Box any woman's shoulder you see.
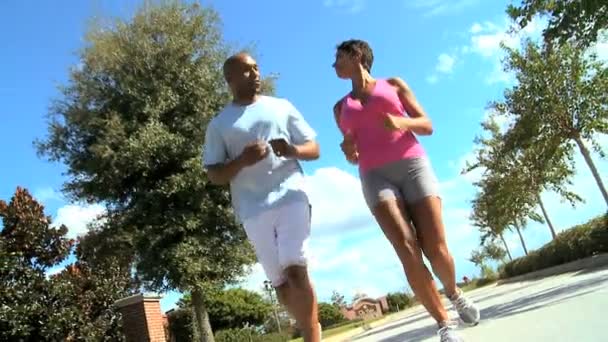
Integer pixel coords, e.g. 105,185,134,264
333,95,349,114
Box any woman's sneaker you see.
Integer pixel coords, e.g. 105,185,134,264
448,289,480,325
438,324,464,342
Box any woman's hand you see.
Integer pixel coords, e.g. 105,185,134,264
340,134,359,164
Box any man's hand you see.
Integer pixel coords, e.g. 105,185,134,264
340,134,359,164
269,138,297,158
239,141,270,166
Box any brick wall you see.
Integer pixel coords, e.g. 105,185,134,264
115,293,167,342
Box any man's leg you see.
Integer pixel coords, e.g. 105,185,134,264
275,267,320,342
275,200,320,342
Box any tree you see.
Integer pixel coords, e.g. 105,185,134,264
330,290,346,308
352,291,368,303
317,303,345,328
385,292,412,312
172,288,274,338
0,187,72,340
36,3,275,340
482,240,508,263
469,249,487,269
0,187,134,341
466,113,573,241
179,288,273,332
492,40,608,208
507,0,608,48
470,198,513,262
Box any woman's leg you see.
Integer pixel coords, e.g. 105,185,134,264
409,196,457,297
371,197,450,324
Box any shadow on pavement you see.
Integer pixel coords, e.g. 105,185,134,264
350,273,608,342
479,274,608,321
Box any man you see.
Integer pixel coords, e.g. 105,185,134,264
203,52,321,341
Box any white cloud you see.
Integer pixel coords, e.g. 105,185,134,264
594,41,608,61
53,203,106,239
408,0,480,17
466,17,546,84
436,53,456,73
323,0,366,13
46,265,66,277
305,167,372,235
33,187,62,204
587,31,608,63
470,23,483,34
427,53,456,84
426,74,439,84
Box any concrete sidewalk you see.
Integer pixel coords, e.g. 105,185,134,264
339,266,608,341
323,254,608,342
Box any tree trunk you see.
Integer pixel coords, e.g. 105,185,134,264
192,288,215,342
499,233,513,261
537,195,557,239
514,224,528,256
574,136,608,207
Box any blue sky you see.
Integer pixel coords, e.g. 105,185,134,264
1,0,607,312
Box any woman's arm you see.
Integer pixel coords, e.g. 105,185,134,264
386,77,433,135
333,98,358,164
333,98,347,136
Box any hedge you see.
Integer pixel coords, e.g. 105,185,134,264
499,215,608,278
215,328,290,342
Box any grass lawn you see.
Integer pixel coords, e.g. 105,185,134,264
288,316,391,341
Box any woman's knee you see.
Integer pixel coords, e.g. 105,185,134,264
423,242,452,264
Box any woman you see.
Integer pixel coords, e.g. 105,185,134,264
331,39,479,342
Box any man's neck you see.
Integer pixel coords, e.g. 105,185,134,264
232,93,259,106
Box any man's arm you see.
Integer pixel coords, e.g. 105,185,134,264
203,119,243,186
292,140,320,160
387,77,433,135
206,141,269,185
206,158,246,185
284,101,321,161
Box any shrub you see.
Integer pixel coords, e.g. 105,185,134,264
500,215,608,278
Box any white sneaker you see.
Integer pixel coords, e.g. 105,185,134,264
438,324,464,342
449,289,480,325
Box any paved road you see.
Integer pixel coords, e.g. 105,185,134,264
346,266,608,342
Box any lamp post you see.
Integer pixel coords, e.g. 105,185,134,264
264,280,282,333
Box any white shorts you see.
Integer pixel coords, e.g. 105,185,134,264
242,200,311,287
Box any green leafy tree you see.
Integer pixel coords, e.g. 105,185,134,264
492,40,608,208
507,0,608,48
466,113,572,240
317,303,345,328
330,290,346,308
0,187,72,340
470,195,513,261
35,3,276,340
173,288,273,338
385,292,412,312
482,240,508,263
180,288,273,331
0,187,134,341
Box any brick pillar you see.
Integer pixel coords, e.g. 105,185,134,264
115,293,166,342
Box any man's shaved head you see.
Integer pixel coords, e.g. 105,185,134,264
223,52,252,82
222,52,261,101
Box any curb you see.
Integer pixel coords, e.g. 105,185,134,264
497,253,608,285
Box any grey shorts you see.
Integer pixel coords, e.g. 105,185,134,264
360,156,441,209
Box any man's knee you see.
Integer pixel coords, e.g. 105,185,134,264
284,265,310,289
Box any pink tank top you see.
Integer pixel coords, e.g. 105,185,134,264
338,79,426,173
